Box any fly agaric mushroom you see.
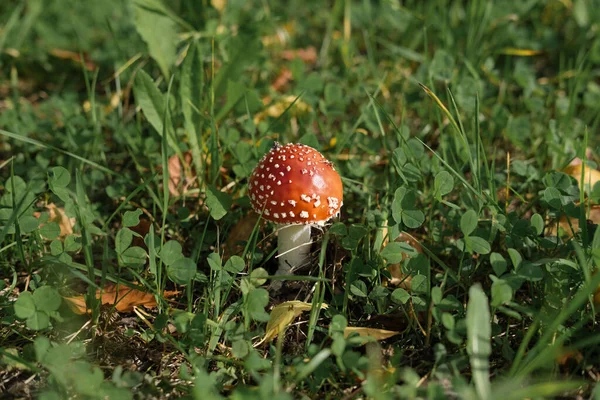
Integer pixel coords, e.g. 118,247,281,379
248,142,343,287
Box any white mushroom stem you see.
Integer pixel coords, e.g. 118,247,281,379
276,224,312,276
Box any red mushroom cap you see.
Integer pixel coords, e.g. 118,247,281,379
248,142,343,224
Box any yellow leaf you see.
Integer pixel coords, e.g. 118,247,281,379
343,327,400,341
259,301,327,344
563,164,600,193
253,96,311,125
210,0,226,12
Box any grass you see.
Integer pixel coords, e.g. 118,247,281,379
1,0,600,398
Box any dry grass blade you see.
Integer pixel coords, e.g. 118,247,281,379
343,327,400,341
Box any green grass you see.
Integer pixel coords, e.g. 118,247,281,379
1,0,600,398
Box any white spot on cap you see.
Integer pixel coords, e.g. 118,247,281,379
277,181,282,185
300,211,309,218
281,212,287,218
288,200,297,206
286,166,291,171
273,213,279,218
301,194,311,202
328,197,340,209
289,211,295,217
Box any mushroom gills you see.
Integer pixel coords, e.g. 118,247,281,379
275,224,312,276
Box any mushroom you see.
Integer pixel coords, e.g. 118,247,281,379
248,142,343,288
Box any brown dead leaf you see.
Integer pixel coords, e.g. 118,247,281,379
387,233,423,290
222,212,261,260
64,284,179,314
168,151,199,197
130,217,152,249
547,205,600,238
564,164,600,193
281,47,317,65
344,327,400,341
556,350,583,366
34,204,75,238
271,67,293,92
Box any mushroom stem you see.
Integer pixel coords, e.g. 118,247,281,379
276,224,312,276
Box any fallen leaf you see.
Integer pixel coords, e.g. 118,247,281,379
64,284,179,314
281,47,317,65
130,217,152,249
253,96,311,125
547,205,600,238
34,204,75,238
259,301,328,344
261,23,295,48
168,151,199,197
271,67,293,92
564,164,600,192
387,233,422,290
211,0,226,12
343,327,400,341
222,211,261,260
556,350,583,366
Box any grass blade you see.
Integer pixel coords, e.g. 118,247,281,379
466,284,492,400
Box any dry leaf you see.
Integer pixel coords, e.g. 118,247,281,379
343,327,400,341
261,23,295,48
387,233,422,290
594,284,600,307
222,212,261,260
547,205,600,238
211,0,226,12
253,96,311,125
271,67,293,92
64,284,179,314
564,164,600,192
130,217,152,249
281,47,317,65
258,301,328,344
34,204,75,238
168,151,199,197
556,350,583,366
